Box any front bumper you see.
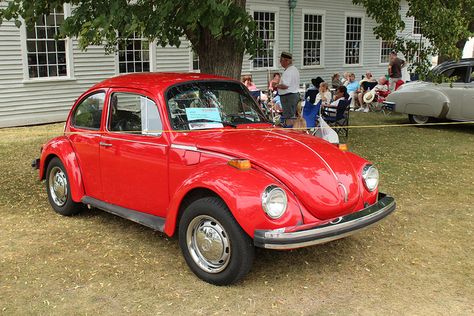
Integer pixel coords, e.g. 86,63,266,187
254,193,396,249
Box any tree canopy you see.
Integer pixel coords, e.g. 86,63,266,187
0,0,258,79
353,0,474,60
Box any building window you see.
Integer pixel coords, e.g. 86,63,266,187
303,14,323,67
25,7,67,78
345,16,362,65
253,11,275,68
413,18,422,35
192,51,200,71
118,33,150,73
380,40,394,64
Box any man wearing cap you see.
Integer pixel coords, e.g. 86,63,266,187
273,52,300,119
388,51,405,91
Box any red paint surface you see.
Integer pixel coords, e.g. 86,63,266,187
40,73,378,237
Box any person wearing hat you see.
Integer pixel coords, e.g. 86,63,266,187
388,51,405,91
272,51,300,119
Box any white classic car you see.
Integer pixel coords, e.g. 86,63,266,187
387,58,474,124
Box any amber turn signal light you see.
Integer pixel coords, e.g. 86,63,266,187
228,159,252,170
338,144,349,151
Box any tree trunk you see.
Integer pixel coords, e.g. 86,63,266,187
185,0,246,80
195,31,244,80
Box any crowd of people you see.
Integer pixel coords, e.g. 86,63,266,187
241,50,406,130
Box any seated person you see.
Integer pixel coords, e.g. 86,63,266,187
242,75,258,91
357,76,390,112
324,86,349,113
266,95,283,113
356,72,378,111
287,101,307,131
359,71,376,86
305,77,324,104
331,73,343,89
341,72,350,86
268,72,281,94
373,76,389,93
346,73,360,96
315,82,332,106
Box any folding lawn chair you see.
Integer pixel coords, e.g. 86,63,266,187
322,98,351,137
302,99,321,128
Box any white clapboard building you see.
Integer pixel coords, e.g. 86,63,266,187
0,0,421,127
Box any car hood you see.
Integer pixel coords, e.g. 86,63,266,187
172,128,363,220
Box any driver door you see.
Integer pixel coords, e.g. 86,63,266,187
439,66,473,120
100,90,169,217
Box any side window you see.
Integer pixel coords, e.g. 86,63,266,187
109,92,162,136
442,66,468,83
71,92,105,129
470,70,474,83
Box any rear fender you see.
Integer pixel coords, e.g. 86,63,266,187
163,163,303,238
40,136,85,203
392,88,448,117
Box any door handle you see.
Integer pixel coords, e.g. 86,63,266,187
100,142,112,147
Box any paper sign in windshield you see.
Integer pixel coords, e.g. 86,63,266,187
185,108,223,129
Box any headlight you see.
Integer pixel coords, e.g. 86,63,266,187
262,185,288,219
362,164,379,192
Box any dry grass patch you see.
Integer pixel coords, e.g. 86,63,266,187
0,115,473,315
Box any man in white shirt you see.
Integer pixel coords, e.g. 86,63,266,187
272,52,300,119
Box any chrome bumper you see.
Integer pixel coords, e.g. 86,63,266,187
254,193,396,250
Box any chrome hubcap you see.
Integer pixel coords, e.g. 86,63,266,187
48,167,68,206
413,115,429,124
186,215,231,273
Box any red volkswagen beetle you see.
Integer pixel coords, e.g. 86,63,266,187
33,73,395,285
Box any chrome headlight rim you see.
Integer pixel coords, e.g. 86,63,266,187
261,185,288,219
362,164,379,192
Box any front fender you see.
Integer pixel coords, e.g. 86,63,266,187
163,162,303,238
40,136,85,203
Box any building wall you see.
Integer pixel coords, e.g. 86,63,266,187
0,0,417,128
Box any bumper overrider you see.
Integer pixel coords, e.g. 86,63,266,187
254,193,396,250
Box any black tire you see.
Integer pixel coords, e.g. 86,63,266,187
178,197,255,285
45,157,83,216
408,114,431,124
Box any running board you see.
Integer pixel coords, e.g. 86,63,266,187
82,196,165,232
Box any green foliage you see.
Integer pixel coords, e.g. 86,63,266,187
353,0,474,78
0,0,258,58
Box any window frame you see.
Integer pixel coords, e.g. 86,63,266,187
250,7,279,71
106,90,164,137
343,13,364,67
441,66,470,83
189,47,200,73
70,91,106,131
19,4,74,82
413,17,422,36
301,9,325,69
114,35,156,75
380,39,394,65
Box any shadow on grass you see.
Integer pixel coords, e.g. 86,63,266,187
74,206,366,283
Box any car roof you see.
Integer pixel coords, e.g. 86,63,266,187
432,58,474,74
91,72,238,94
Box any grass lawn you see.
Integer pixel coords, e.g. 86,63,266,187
0,113,473,315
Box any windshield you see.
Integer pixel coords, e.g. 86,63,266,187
166,81,268,130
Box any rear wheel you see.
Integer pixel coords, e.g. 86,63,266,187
409,114,431,124
178,197,254,285
46,157,83,216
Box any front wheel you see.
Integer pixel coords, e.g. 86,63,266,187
46,157,83,216
408,114,431,124
179,197,254,285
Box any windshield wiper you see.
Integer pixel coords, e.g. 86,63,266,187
188,119,237,128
